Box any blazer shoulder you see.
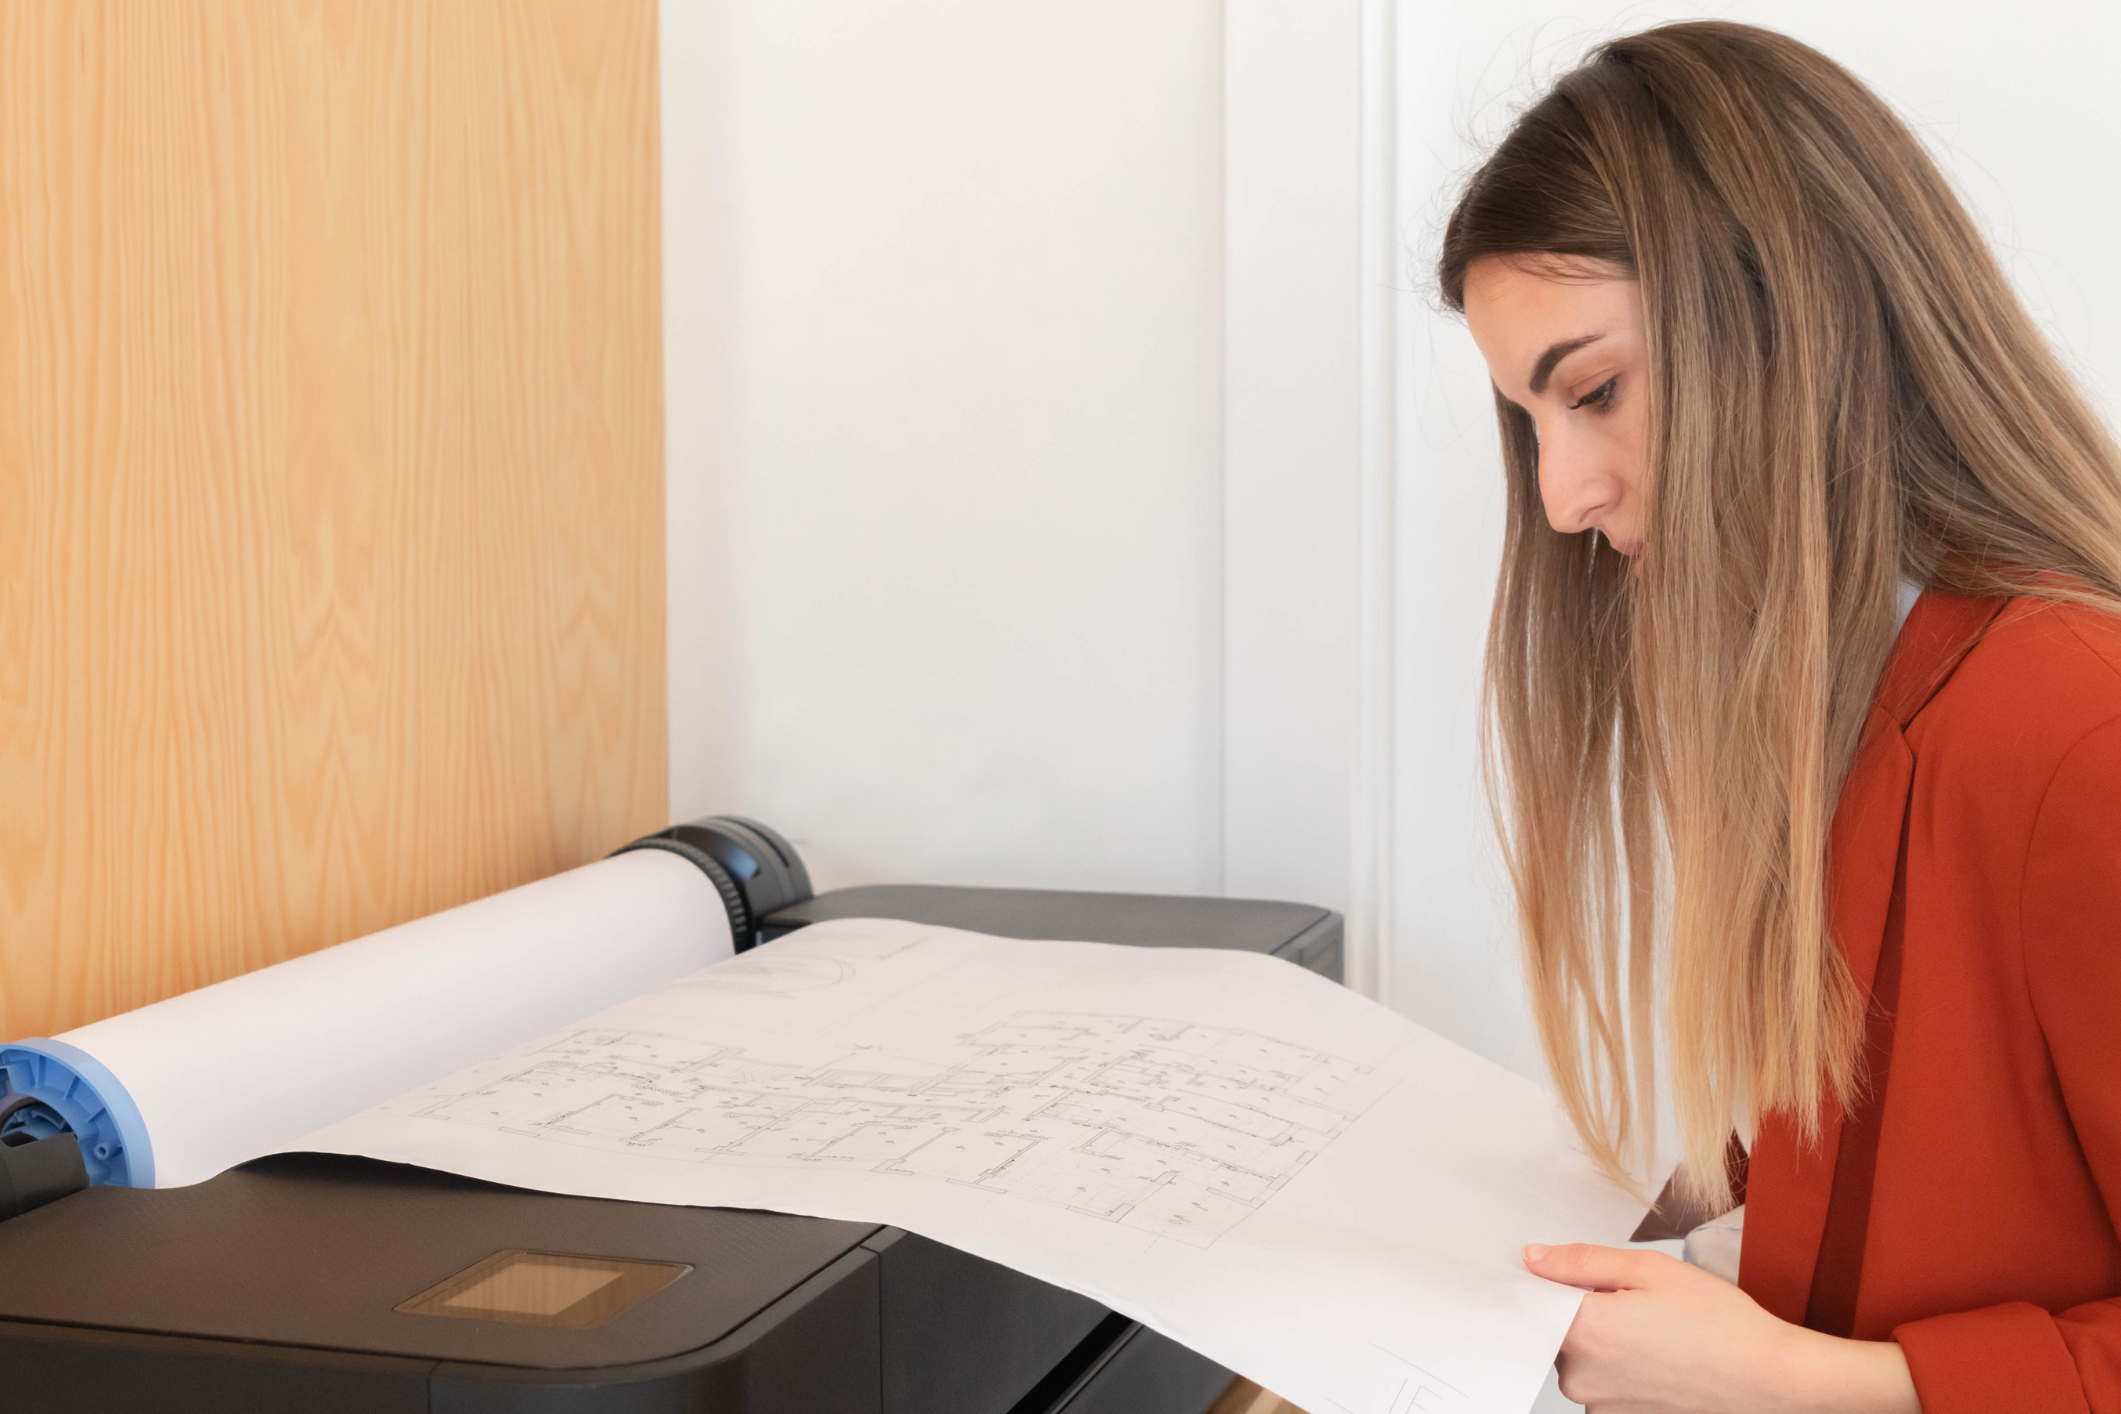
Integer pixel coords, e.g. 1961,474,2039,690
1920,595,2121,760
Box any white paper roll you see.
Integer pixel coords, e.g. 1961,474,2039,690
36,847,732,1188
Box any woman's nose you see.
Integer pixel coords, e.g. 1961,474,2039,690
1537,438,1614,536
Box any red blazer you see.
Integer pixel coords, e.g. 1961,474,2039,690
1740,591,2121,1413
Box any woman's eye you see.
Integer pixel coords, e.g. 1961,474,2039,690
1569,378,1618,412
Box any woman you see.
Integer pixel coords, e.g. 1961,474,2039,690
1440,21,2121,1414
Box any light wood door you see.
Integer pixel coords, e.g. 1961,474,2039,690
1,1,666,1040
1209,1379,1313,1414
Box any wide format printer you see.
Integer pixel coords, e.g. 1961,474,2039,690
0,817,1344,1414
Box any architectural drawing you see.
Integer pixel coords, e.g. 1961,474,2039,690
414,1007,1396,1248
302,919,1652,1414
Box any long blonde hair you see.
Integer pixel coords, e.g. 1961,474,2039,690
1440,21,2121,1205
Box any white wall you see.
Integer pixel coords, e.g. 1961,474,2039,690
1220,1,1365,960
662,1,1227,895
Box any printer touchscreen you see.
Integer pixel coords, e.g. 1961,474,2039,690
397,1249,691,1329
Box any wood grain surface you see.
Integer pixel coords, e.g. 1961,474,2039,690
0,1,666,1040
1208,1378,1312,1414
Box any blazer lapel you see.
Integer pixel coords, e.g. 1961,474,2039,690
1740,592,2007,1322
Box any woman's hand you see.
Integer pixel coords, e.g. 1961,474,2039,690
1524,1243,1921,1414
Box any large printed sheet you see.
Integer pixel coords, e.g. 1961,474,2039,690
294,919,1642,1414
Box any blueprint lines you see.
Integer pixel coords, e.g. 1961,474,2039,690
299,920,1649,1414
413,1010,1394,1247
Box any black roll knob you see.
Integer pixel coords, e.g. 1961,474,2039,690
612,815,814,952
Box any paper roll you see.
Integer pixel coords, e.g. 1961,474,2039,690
2,847,732,1188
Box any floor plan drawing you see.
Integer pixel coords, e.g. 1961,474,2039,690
413,1009,1397,1247
301,919,1654,1414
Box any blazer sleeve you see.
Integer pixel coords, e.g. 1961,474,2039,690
1892,711,2121,1414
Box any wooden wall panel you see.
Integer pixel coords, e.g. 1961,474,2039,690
0,1,667,1039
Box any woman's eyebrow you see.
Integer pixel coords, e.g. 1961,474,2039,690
1529,334,1605,395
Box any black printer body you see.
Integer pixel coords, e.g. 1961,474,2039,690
0,818,1342,1414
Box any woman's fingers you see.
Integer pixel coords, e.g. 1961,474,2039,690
1522,1242,1680,1292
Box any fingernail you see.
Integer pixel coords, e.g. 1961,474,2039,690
1524,1243,1549,1262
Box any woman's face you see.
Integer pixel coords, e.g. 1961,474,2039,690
1462,256,1650,557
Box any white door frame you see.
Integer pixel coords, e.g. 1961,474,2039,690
1221,0,1398,998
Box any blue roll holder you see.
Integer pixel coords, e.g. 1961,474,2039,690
0,1038,153,1188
